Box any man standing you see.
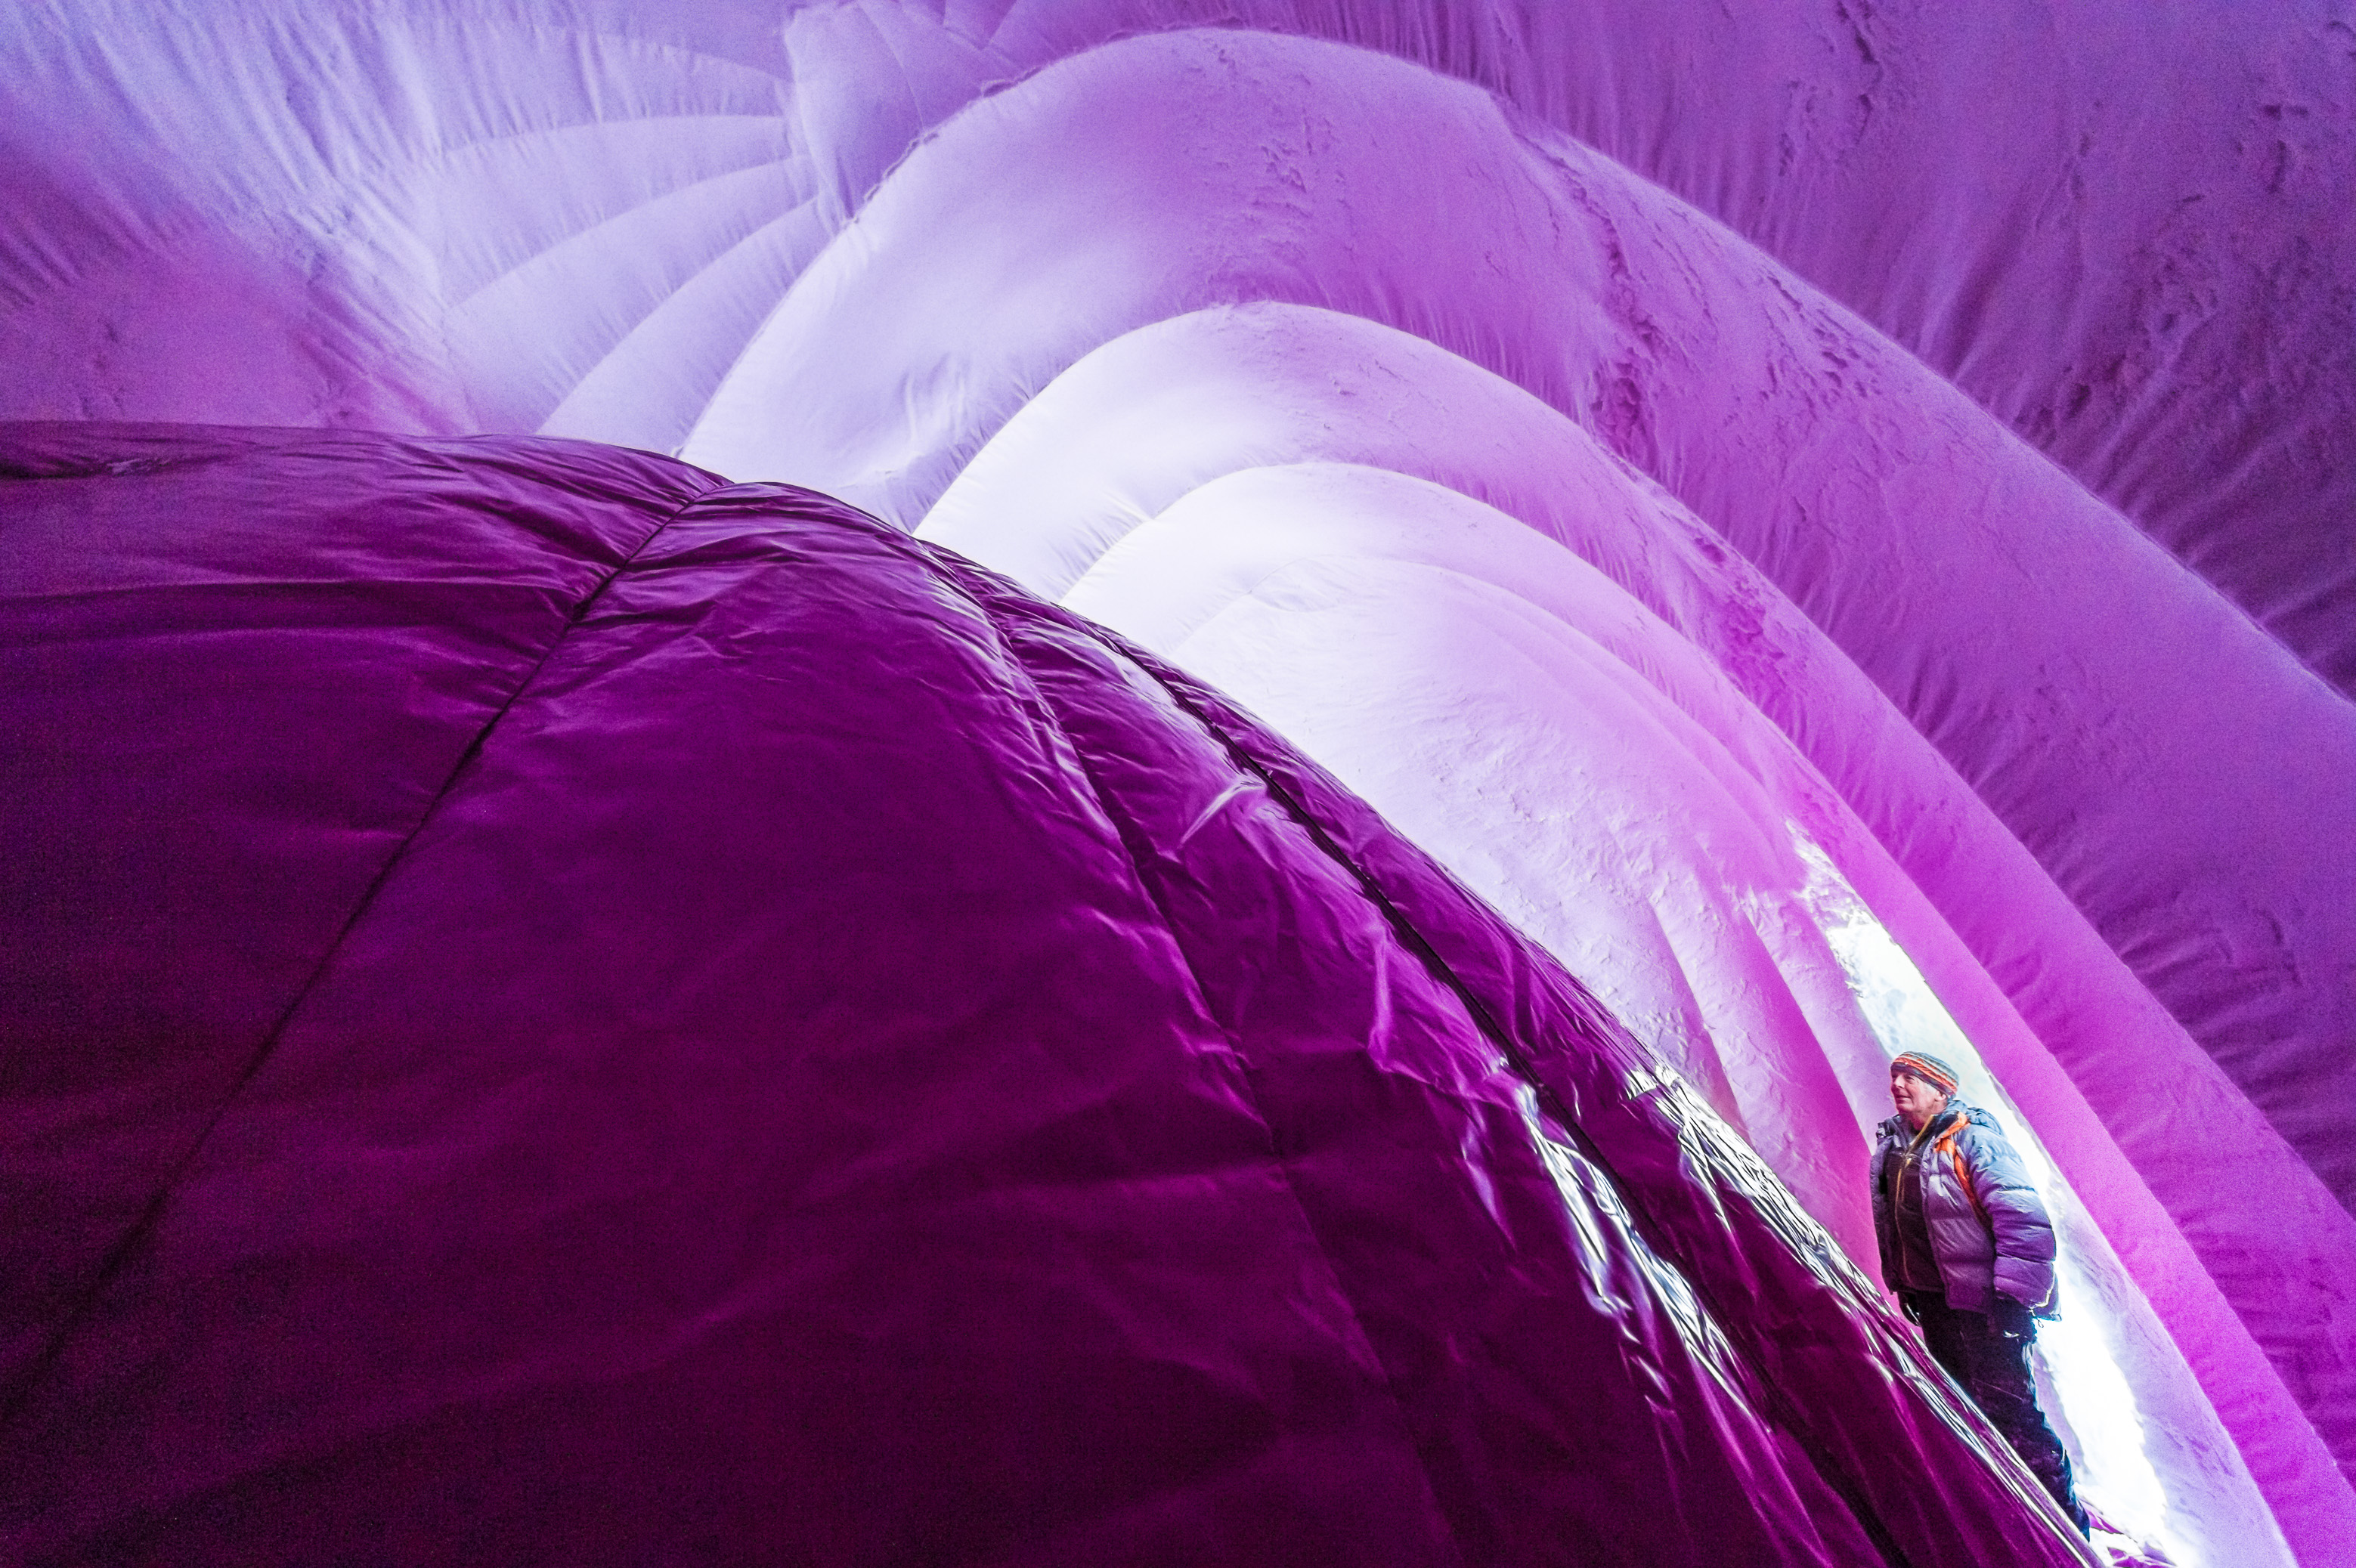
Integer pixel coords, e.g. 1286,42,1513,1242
1869,1050,2089,1535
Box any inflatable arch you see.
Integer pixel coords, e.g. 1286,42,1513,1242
4,5,2351,1565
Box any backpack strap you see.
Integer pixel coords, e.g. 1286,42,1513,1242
1930,1116,1990,1231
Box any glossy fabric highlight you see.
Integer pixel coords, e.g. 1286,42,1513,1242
2,425,2088,1566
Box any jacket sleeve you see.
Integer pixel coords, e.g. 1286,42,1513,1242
1866,1137,1899,1289
1964,1117,2057,1311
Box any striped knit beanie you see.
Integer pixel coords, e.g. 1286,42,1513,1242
1890,1051,1960,1095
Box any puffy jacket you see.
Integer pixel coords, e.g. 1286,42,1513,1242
1868,1096,2056,1314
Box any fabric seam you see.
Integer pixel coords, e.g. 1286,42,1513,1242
1,475,726,1433
914,548,1473,1568
1081,614,1931,1567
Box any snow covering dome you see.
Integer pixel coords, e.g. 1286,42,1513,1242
2,4,2351,1565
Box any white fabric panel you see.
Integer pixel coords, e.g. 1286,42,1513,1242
7,0,2347,688
0,2,795,434
917,301,2356,1556
692,45,2356,1452
1060,461,2290,1564
691,36,2356,1232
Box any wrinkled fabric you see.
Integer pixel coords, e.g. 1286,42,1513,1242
1,5,2351,1563
0,424,2094,1566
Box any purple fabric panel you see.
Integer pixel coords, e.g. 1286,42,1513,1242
0,422,716,1393
957,577,1886,1563
6,468,1448,1564
3,433,2087,1564
1054,605,2091,1566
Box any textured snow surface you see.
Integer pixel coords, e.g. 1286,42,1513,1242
2,3,2351,1563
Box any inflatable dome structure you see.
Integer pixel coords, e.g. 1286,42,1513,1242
3,5,2351,1566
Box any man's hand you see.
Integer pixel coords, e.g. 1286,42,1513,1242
1986,1295,2037,1340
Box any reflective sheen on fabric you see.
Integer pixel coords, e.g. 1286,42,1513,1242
1,425,2092,1566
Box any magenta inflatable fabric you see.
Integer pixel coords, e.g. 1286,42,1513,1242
0,425,2088,1564
5,5,2352,1561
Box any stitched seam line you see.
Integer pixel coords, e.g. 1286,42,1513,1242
1067,617,1927,1567
911,550,1473,1568
2,477,723,1431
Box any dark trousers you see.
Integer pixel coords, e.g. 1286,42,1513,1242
1902,1291,2088,1534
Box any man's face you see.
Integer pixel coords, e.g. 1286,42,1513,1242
1890,1069,1947,1131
